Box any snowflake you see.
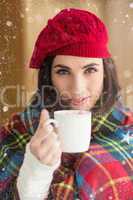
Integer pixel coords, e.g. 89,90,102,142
113,56,118,60
35,15,44,22
125,14,129,18
99,187,104,192
126,85,133,94
4,152,7,157
122,160,126,165
90,194,95,199
121,131,133,144
113,18,118,23
25,7,30,12
6,21,13,27
3,106,9,112
129,2,133,8
54,8,61,14
13,35,16,39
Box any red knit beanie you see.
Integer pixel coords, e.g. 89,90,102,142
29,8,111,69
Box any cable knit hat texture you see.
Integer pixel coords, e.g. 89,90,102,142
29,8,111,69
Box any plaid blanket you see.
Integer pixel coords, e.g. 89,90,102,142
0,99,133,200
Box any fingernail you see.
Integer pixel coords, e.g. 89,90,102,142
47,125,53,133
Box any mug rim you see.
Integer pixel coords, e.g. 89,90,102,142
54,109,91,116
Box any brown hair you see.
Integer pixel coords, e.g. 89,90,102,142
30,56,121,116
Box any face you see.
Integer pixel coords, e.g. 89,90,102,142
51,55,104,111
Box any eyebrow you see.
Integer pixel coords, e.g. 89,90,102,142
53,63,99,70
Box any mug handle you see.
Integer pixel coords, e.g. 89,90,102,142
45,118,59,128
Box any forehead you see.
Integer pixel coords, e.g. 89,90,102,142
52,55,103,66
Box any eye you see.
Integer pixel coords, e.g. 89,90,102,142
85,67,98,74
55,69,70,75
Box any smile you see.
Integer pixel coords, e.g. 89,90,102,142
71,96,90,105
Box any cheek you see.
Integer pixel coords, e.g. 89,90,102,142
88,75,104,97
51,75,70,93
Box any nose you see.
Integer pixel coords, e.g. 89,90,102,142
70,76,87,97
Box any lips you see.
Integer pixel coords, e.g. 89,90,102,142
71,96,90,104
61,96,91,106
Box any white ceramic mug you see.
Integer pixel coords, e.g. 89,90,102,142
45,110,92,153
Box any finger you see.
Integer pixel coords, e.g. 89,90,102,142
39,109,50,129
50,125,61,143
53,125,59,136
37,121,59,141
32,126,56,148
41,143,62,166
37,136,61,163
38,121,58,141
40,131,59,148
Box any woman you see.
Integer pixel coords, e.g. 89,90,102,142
0,8,133,200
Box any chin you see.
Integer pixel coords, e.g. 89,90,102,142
70,104,93,111
60,98,95,111
70,98,97,110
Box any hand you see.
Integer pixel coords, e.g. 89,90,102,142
29,109,62,166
